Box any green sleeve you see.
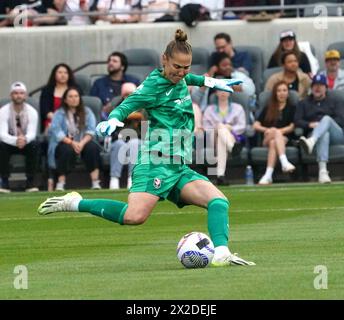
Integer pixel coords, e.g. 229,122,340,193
185,73,205,87
108,85,156,121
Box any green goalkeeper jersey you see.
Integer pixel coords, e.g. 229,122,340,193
108,69,205,161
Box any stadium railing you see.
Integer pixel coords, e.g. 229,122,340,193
1,3,343,23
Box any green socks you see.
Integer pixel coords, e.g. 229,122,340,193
207,198,230,247
78,199,128,225
77,197,229,238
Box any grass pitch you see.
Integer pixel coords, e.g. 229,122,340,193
0,183,344,300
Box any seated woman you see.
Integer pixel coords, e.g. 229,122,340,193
48,87,101,191
253,81,297,185
203,89,246,185
268,30,312,76
40,63,79,135
265,51,311,100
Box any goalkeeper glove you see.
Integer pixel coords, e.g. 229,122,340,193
204,77,243,93
96,118,124,137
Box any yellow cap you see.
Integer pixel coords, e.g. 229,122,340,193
325,50,340,60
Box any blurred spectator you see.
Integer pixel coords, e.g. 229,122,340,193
48,87,101,191
109,82,144,190
320,50,344,91
223,0,282,20
212,53,255,95
4,0,61,26
268,30,312,76
90,51,140,120
40,63,79,134
141,0,178,22
0,82,39,193
265,51,311,99
0,1,9,27
209,32,252,75
54,0,95,25
192,52,255,111
203,89,246,185
253,81,296,185
296,74,344,184
95,0,140,24
175,0,224,21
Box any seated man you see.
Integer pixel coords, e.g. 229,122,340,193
320,50,344,91
0,82,39,193
296,74,344,183
209,32,252,76
90,51,140,120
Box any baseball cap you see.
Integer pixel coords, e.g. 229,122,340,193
10,81,27,93
325,49,340,60
280,30,296,41
312,74,327,86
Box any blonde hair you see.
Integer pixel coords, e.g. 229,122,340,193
164,29,192,58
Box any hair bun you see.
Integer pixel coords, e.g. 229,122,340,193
175,29,188,42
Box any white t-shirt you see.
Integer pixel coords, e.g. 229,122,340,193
64,0,95,25
0,103,38,146
141,0,178,22
97,0,140,20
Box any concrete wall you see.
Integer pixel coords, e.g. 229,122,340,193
0,17,344,98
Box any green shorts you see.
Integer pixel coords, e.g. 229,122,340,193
129,162,209,208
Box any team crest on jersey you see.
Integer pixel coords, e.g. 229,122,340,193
153,178,162,189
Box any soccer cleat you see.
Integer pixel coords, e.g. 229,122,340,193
319,170,331,184
299,136,316,154
37,191,82,216
211,247,255,267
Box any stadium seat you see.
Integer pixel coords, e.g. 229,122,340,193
236,45,265,94
191,47,210,75
82,95,103,123
262,67,283,89
122,48,160,81
327,41,344,59
74,73,92,95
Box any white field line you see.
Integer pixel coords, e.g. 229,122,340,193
0,206,343,222
0,185,343,202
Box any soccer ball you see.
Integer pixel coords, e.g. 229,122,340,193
177,232,215,268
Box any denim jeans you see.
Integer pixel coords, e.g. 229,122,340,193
110,138,140,178
310,115,344,162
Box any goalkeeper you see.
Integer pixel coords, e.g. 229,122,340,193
38,29,255,267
